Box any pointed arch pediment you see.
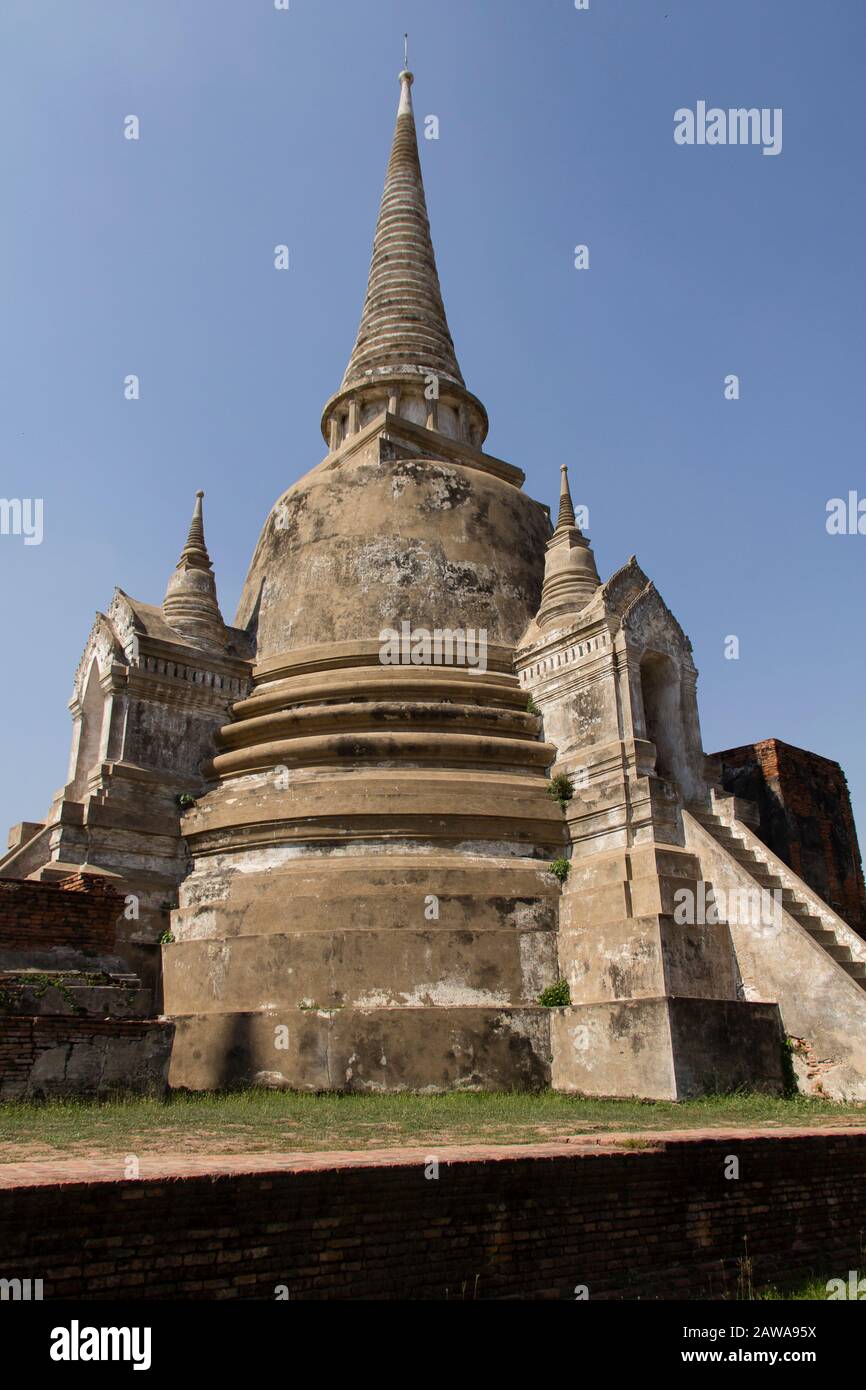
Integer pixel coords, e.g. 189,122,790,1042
622,581,694,665
600,556,650,617
71,607,127,705
109,588,145,653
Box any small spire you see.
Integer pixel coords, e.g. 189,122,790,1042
556,465,576,531
163,491,226,648
176,490,212,571
534,468,600,630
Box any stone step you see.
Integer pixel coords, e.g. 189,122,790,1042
162,928,560,1016
805,927,838,950
788,906,822,927
796,919,830,939
689,810,720,826
0,969,151,1018
841,960,866,983
174,890,559,938
0,968,141,985
0,947,132,976
168,1006,554,1093
729,850,761,867
826,944,854,963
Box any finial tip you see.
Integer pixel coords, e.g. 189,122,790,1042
399,32,413,85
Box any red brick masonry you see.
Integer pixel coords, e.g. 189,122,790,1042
0,1127,863,1300
0,874,120,954
714,738,866,935
0,1018,169,1099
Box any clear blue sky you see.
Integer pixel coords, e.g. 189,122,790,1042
1,0,864,838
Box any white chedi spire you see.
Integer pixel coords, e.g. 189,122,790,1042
163,491,227,649
536,465,601,630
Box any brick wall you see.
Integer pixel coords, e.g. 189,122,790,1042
0,1130,864,1300
54,873,119,897
713,738,866,936
0,874,121,954
0,1016,172,1099
0,1017,36,1092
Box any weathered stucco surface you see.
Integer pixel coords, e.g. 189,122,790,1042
235,433,550,661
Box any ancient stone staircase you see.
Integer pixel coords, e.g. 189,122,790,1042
681,800,866,1099
0,873,172,1098
690,808,866,988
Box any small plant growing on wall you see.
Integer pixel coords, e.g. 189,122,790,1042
526,695,540,716
538,979,571,1007
549,858,570,885
176,793,197,810
158,928,175,945
547,773,574,811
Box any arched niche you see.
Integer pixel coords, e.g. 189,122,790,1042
639,650,687,789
